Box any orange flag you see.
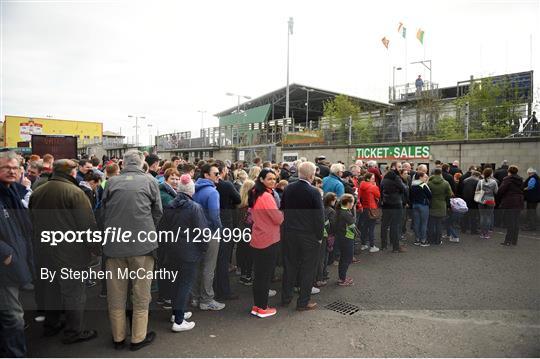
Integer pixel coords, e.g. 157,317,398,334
381,36,389,49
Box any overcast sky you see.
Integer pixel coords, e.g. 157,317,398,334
1,0,539,145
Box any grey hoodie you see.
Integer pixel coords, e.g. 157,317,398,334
476,177,498,203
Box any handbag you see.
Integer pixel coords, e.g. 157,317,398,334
474,180,485,203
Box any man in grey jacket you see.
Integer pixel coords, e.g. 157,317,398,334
101,150,163,351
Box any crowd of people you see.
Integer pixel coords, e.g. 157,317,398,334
0,149,538,356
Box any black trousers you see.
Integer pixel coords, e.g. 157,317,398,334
237,238,253,277
214,240,234,298
461,203,479,233
526,201,538,230
281,234,320,308
44,273,87,337
251,243,278,309
504,209,521,245
381,207,402,251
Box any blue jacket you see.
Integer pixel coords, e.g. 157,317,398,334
410,179,432,206
158,192,208,263
322,174,345,198
193,178,222,231
0,183,34,287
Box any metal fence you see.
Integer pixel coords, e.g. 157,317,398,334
157,103,535,151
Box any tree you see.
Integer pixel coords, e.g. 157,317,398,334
323,95,375,144
455,77,523,139
428,116,464,141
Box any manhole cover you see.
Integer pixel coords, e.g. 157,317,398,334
325,300,360,315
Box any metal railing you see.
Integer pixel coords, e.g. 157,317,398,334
389,82,439,103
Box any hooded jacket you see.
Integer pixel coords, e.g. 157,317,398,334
410,179,432,206
158,192,208,264
427,175,452,217
524,173,540,203
193,178,222,231
358,180,380,209
322,174,345,198
380,170,404,209
497,174,524,209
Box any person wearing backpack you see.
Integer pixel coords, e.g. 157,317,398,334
334,194,357,286
447,197,468,243
475,168,498,239
315,192,337,287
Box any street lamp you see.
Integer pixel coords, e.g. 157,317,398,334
301,87,314,125
198,110,207,129
285,17,294,119
225,93,251,114
392,66,402,100
128,115,146,146
147,123,153,147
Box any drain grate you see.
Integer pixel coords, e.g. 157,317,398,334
325,300,360,315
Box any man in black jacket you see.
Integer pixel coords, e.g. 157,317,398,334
315,156,330,178
281,162,324,311
0,151,34,357
494,160,509,184
214,160,241,301
441,164,456,194
380,162,406,253
460,171,481,234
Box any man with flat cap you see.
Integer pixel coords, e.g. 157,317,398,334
29,159,99,344
315,156,330,178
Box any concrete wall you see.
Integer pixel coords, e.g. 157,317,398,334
157,138,540,173
280,138,540,172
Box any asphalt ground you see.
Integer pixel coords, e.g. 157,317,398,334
22,226,540,357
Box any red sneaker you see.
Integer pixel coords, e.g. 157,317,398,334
250,306,259,316
255,307,277,318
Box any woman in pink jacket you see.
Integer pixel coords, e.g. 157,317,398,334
248,168,283,318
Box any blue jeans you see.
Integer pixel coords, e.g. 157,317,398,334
360,210,376,247
478,204,494,233
412,203,429,243
0,286,26,357
446,211,463,238
171,260,199,325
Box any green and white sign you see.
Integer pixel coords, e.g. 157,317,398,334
356,145,430,160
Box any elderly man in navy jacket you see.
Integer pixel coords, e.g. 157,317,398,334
0,151,34,357
281,161,325,311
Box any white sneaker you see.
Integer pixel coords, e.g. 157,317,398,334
369,246,380,253
190,299,199,308
360,244,369,251
199,300,225,311
171,320,195,332
311,287,320,295
170,312,192,323
449,237,460,243
268,289,277,297
34,315,46,323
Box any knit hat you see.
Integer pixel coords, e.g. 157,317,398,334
177,174,195,196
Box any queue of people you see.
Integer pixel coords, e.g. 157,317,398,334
0,150,538,357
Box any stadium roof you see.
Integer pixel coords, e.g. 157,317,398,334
214,83,392,122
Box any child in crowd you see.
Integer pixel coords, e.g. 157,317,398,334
334,194,357,286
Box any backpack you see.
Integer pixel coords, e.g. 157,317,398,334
450,197,468,214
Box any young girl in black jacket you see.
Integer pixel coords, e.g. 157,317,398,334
334,194,357,286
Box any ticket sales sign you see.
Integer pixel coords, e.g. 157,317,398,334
356,145,430,160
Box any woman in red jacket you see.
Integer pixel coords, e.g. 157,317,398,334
248,168,284,318
359,173,381,252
